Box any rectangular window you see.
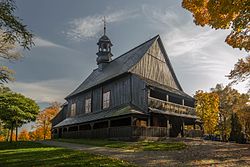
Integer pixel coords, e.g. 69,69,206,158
71,103,76,117
85,98,92,113
102,91,110,109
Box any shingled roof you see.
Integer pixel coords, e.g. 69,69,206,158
67,35,159,98
66,35,183,98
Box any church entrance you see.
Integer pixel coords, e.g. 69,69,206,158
169,117,183,137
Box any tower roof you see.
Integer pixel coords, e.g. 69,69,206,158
97,35,112,45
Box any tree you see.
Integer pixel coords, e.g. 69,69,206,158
0,84,11,93
211,84,249,141
35,102,60,140
0,0,33,83
228,56,250,84
0,0,33,49
182,0,249,52
237,104,250,140
0,31,21,83
18,128,30,141
195,90,220,134
229,112,246,143
0,92,39,142
29,127,43,141
182,0,250,85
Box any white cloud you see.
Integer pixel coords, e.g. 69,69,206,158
143,6,247,94
66,10,138,41
8,79,76,103
34,37,64,48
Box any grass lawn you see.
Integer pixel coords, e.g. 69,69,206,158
0,141,135,167
55,138,187,151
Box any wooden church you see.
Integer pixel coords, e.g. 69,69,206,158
51,25,203,139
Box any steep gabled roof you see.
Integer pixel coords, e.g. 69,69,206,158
67,35,185,99
66,35,159,98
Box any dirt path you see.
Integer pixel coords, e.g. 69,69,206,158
39,139,250,167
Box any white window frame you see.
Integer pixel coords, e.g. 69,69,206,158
71,103,76,117
102,91,110,109
85,98,92,113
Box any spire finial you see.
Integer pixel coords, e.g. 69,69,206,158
103,16,106,35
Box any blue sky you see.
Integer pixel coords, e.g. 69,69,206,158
5,0,247,110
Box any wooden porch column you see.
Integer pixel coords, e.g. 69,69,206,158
166,95,169,102
147,115,151,127
181,121,185,137
182,99,185,106
166,119,170,137
108,120,111,138
108,120,111,128
90,123,94,130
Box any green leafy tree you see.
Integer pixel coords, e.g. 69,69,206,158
182,0,250,86
229,113,246,143
0,92,39,142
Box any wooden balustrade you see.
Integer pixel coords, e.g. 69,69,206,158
59,126,169,138
148,97,196,115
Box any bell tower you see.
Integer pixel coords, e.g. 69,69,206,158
96,17,113,70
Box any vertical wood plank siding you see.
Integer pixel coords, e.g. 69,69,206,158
102,75,131,109
67,75,131,117
131,75,147,111
92,87,102,112
51,105,68,127
130,40,179,90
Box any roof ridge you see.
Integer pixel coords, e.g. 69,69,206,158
110,34,159,63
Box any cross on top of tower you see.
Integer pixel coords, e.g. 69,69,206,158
103,16,106,35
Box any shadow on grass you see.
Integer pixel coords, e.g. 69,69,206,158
54,138,187,151
0,141,49,150
0,141,135,167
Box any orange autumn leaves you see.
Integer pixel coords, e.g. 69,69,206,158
33,102,60,140
4,102,61,141
182,0,249,52
182,0,250,85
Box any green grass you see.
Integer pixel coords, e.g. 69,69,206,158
55,138,187,151
0,141,135,167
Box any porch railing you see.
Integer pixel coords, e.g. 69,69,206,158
59,126,169,138
148,97,196,115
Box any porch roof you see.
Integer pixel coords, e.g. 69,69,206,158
53,105,145,128
149,107,198,119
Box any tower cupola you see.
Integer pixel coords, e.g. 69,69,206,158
96,17,113,70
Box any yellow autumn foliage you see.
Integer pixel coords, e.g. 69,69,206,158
195,90,220,134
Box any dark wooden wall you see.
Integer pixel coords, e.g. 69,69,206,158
67,74,132,117
131,74,148,111
51,104,68,127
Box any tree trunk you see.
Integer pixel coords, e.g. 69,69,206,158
15,120,18,142
15,126,18,142
6,129,9,142
10,122,14,143
43,120,46,140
